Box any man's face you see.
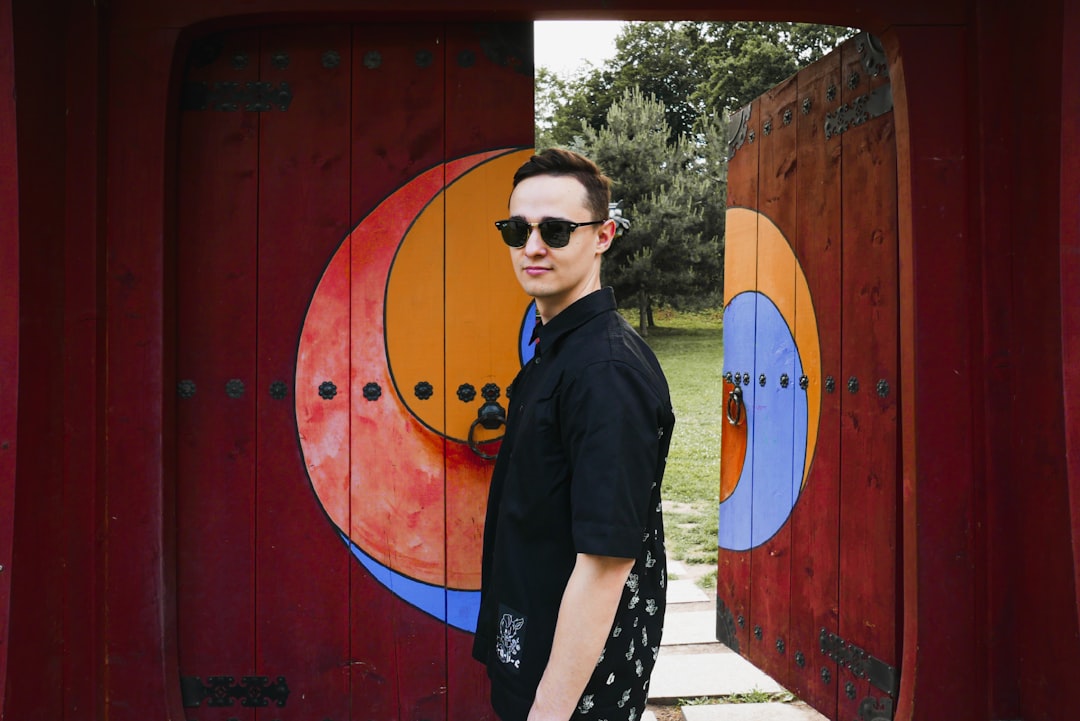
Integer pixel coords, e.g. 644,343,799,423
506,174,614,323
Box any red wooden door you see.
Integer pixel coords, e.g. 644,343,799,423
174,23,532,721
717,32,899,721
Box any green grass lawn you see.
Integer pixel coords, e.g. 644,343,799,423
623,307,725,582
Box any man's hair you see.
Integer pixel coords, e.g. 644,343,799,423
512,148,612,221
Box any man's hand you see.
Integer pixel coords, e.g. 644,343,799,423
527,553,635,721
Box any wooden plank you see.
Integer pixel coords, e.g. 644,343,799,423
747,73,798,684
443,23,533,720
1061,0,1080,653
836,34,899,721
0,0,17,709
1003,6,1080,717
174,28,259,721
1,3,68,717
255,25,352,721
102,26,185,720
717,97,759,657
888,25,978,721
61,0,104,715
346,23,449,720
787,47,841,718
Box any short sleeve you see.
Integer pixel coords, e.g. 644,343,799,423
561,360,665,557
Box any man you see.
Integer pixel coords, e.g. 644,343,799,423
473,148,676,721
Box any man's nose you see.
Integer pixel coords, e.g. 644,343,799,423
523,225,548,255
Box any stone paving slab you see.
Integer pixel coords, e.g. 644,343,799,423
681,702,827,721
648,649,784,702
660,610,717,646
667,578,709,604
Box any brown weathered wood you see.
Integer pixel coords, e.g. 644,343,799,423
788,46,842,717
747,72,798,685
835,33,899,720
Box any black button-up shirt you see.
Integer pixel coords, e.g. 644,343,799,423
473,288,676,721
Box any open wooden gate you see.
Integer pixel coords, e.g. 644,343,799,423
173,23,532,721
717,32,899,721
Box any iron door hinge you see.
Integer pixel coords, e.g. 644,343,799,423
180,675,290,708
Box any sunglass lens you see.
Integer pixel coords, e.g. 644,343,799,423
497,220,529,247
539,221,572,248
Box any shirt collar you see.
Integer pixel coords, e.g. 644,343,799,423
533,288,616,357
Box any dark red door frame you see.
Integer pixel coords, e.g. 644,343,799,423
4,1,1076,720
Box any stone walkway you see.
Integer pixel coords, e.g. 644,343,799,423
642,560,827,721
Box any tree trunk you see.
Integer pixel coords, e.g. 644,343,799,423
638,289,648,338
647,302,655,328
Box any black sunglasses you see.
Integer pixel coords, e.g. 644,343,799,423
494,218,607,248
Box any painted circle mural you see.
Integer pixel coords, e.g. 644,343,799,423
718,207,821,552
295,148,533,631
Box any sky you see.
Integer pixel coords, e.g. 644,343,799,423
533,21,625,78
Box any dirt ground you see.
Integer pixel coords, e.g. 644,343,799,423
647,703,684,721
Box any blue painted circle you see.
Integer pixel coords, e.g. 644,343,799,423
519,301,538,365
718,291,808,551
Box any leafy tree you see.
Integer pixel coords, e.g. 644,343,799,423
573,88,722,335
538,21,854,146
695,22,854,115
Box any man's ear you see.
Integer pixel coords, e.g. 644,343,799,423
596,219,616,254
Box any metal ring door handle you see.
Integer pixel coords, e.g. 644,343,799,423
726,385,744,426
468,399,506,460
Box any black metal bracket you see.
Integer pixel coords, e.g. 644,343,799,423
824,83,892,140
819,629,899,698
180,675,290,708
181,81,293,112
715,597,739,653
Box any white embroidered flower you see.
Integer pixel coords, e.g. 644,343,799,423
625,573,639,592
635,658,644,677
629,706,638,721
646,598,658,615
645,550,656,568
625,638,635,660
613,624,622,638
617,689,632,708
641,627,648,647
495,613,524,668
628,590,640,609
606,672,615,685
578,694,595,714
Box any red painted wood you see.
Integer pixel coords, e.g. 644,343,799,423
747,73,797,684
174,28,260,721
5,1,71,717
0,0,17,710
102,25,187,721
836,34,899,720
61,1,105,716
788,47,842,717
1061,0,1080,643
347,23,447,721
443,23,533,720
256,24,354,721
971,3,1020,713
717,96,759,658
1003,5,1080,716
887,25,979,721
7,5,1073,721
104,0,961,38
